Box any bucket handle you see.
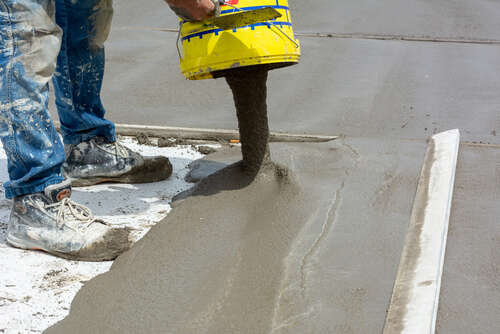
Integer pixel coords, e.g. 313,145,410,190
176,21,183,59
267,22,300,48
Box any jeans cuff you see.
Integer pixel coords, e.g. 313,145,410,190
3,175,66,199
62,125,116,145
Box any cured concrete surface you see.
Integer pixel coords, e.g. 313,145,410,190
289,1,500,39
436,144,500,334
48,0,500,145
46,138,427,333
68,29,499,145
49,2,500,145
112,0,500,39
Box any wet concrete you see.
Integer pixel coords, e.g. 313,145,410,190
185,146,240,183
225,68,270,172
436,144,500,334
46,138,427,333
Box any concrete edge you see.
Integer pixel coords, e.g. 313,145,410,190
383,129,460,334
54,122,339,143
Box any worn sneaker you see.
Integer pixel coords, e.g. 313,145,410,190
63,137,173,187
6,180,132,261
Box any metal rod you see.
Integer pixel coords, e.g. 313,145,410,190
269,23,299,48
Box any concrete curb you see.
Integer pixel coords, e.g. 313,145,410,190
113,123,338,143
384,129,460,334
54,122,338,143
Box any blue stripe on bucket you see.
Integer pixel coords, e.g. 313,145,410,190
220,5,289,15
182,21,292,42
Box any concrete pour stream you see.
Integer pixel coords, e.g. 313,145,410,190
46,137,427,333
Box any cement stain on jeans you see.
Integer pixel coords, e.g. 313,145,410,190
13,1,62,85
89,0,113,49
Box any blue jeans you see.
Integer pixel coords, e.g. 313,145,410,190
0,0,115,199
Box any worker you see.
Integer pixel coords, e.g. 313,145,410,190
0,0,219,261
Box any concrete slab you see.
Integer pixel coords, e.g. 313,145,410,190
51,29,499,144
289,1,500,40
436,143,500,334
113,0,500,40
112,0,177,29
41,2,500,332
45,137,427,333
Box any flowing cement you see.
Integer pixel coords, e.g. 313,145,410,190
225,67,271,173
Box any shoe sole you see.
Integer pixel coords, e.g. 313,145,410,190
70,157,173,187
6,233,130,262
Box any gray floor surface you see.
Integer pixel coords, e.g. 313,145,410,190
48,1,500,332
436,144,500,334
50,1,500,145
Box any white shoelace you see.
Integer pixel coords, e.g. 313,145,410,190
45,198,102,229
102,141,130,159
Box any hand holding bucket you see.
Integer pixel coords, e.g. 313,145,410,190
165,0,221,22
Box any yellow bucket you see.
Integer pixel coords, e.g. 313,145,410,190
178,0,301,80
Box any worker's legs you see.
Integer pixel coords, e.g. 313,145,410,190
0,0,132,261
52,0,115,145
0,0,66,199
52,0,172,186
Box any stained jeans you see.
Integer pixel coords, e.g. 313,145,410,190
0,0,115,199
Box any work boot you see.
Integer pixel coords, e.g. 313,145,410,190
6,180,132,261
63,137,173,187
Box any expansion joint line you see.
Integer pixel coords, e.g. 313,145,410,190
143,27,500,46
293,32,500,45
